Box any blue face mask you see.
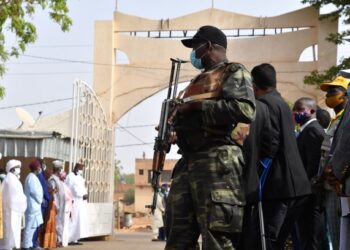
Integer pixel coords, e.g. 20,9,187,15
190,43,208,70
293,112,311,125
190,50,204,69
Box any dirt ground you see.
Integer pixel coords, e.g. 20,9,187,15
65,231,165,250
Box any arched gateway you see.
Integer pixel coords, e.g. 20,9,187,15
93,6,338,126
21,6,338,238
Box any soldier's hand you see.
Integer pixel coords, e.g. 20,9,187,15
168,131,177,144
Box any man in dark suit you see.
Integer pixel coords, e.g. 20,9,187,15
240,99,272,249
323,72,350,250
293,97,326,250
251,63,311,250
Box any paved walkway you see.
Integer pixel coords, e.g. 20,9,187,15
65,231,165,250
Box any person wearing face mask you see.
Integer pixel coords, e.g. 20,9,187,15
165,25,255,250
32,158,51,250
151,187,165,242
59,171,73,247
45,160,65,248
317,75,350,250
319,73,350,250
0,159,27,250
157,183,170,241
65,163,88,245
22,160,44,250
292,97,327,250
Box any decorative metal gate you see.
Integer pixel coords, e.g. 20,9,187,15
70,80,114,203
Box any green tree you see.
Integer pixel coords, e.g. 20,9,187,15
0,0,72,98
123,188,135,205
301,0,350,86
124,173,135,185
114,159,123,184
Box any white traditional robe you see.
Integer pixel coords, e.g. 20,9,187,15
23,172,43,248
65,172,88,242
62,182,73,247
151,192,165,239
0,172,27,250
48,174,65,243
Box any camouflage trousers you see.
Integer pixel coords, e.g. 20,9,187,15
165,145,245,250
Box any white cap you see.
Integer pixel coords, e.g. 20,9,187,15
52,160,63,169
6,159,21,173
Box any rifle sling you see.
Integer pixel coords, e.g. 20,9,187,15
182,91,220,103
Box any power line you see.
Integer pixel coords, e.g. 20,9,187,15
19,54,328,74
20,54,195,72
116,124,157,129
116,123,153,149
7,61,75,65
0,97,72,110
115,142,153,148
7,44,92,49
5,71,92,76
28,44,93,48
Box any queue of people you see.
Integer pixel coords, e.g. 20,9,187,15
0,160,88,250
163,24,350,250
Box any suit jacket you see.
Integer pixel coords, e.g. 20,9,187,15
259,89,311,200
330,102,350,193
243,100,272,204
297,120,326,180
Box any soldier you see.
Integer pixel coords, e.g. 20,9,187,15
165,25,256,250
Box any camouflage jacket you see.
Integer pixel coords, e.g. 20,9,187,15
174,62,256,152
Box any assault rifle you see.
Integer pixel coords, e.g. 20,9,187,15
146,58,187,214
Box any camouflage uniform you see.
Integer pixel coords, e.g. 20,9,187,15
165,62,255,250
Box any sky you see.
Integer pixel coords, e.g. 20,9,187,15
1,0,349,173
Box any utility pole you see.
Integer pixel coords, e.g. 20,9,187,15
211,0,215,8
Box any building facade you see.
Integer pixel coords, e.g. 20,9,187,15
134,158,177,214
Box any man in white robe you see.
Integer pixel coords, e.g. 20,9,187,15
0,159,27,250
151,191,165,241
22,160,43,250
60,171,74,247
48,160,66,246
65,163,88,245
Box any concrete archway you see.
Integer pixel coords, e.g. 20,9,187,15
93,6,338,126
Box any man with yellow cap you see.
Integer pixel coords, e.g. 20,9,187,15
319,74,350,250
0,159,27,250
320,75,349,136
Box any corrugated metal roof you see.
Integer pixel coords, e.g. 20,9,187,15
0,129,67,139
0,129,71,161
